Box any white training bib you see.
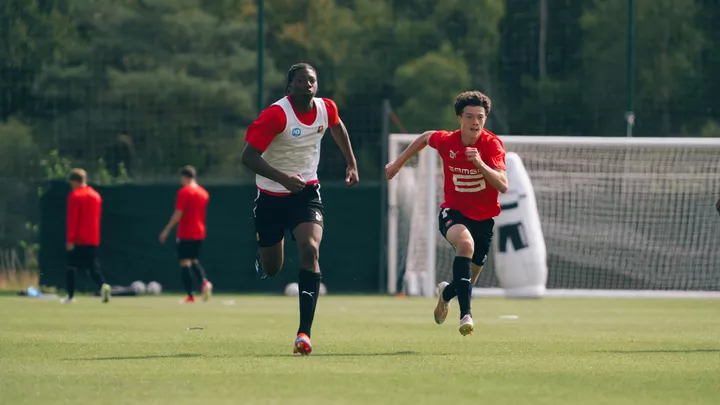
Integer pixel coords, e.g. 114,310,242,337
256,97,329,193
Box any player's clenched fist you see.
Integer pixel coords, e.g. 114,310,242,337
282,174,307,193
385,162,401,180
464,147,482,166
345,165,359,187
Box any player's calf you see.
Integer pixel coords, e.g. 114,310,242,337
257,243,284,278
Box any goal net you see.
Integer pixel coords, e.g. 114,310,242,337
387,134,720,298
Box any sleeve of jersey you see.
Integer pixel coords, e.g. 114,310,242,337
487,138,507,170
66,194,78,243
322,98,340,127
427,131,444,150
174,190,186,212
245,106,286,152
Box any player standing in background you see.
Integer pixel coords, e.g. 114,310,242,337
716,198,720,216
385,91,508,336
241,63,359,355
159,166,213,303
61,168,111,304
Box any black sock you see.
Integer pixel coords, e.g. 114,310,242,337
181,266,194,297
192,262,207,282
87,266,106,287
66,268,76,299
453,256,473,318
297,269,322,337
442,282,457,302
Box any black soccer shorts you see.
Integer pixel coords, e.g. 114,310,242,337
253,184,324,247
177,240,203,260
67,245,98,270
438,208,495,266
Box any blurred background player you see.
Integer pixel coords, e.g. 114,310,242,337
241,63,359,355
385,91,508,336
61,168,111,304
159,166,212,303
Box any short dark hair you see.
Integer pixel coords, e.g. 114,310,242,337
285,63,316,95
68,168,86,183
179,165,196,179
454,91,492,116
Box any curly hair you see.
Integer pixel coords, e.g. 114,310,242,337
453,91,492,116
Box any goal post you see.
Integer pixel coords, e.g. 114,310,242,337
387,134,720,299
387,134,437,297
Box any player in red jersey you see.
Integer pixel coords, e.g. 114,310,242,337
61,168,111,304
159,166,213,303
241,63,359,355
386,91,508,336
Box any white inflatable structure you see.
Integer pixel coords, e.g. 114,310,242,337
493,152,547,298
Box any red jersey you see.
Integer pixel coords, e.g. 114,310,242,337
245,96,340,153
67,185,102,246
176,185,209,240
428,129,506,221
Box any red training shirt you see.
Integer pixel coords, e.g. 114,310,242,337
176,184,209,240
428,129,506,221
245,96,340,153
67,185,102,246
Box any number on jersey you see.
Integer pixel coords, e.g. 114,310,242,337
452,174,486,192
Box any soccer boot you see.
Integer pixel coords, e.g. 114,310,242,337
60,296,75,304
255,254,267,280
179,295,196,304
201,280,213,302
293,333,312,355
434,282,451,324
101,283,111,303
459,314,475,336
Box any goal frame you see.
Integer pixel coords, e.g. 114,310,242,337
387,133,720,299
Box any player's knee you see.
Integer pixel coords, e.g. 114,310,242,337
455,238,474,258
297,240,320,265
179,259,192,268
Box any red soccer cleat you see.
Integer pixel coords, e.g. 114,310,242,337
180,295,196,304
293,333,312,356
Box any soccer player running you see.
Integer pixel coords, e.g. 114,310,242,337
385,91,508,336
61,168,111,304
241,63,359,355
159,166,213,303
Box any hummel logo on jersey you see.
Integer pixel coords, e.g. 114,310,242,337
449,150,457,159
301,291,315,298
460,278,471,283
315,212,322,221
317,125,324,134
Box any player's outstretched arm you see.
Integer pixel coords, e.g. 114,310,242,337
329,119,359,186
241,144,305,193
385,130,434,180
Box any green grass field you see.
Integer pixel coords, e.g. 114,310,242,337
1,295,719,405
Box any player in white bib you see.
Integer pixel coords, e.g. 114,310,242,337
241,63,359,355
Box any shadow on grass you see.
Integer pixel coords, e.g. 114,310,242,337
598,349,720,354
255,350,421,358
64,353,201,361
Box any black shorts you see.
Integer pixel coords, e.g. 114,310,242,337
177,240,202,260
254,184,324,247
438,208,494,266
67,245,98,270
